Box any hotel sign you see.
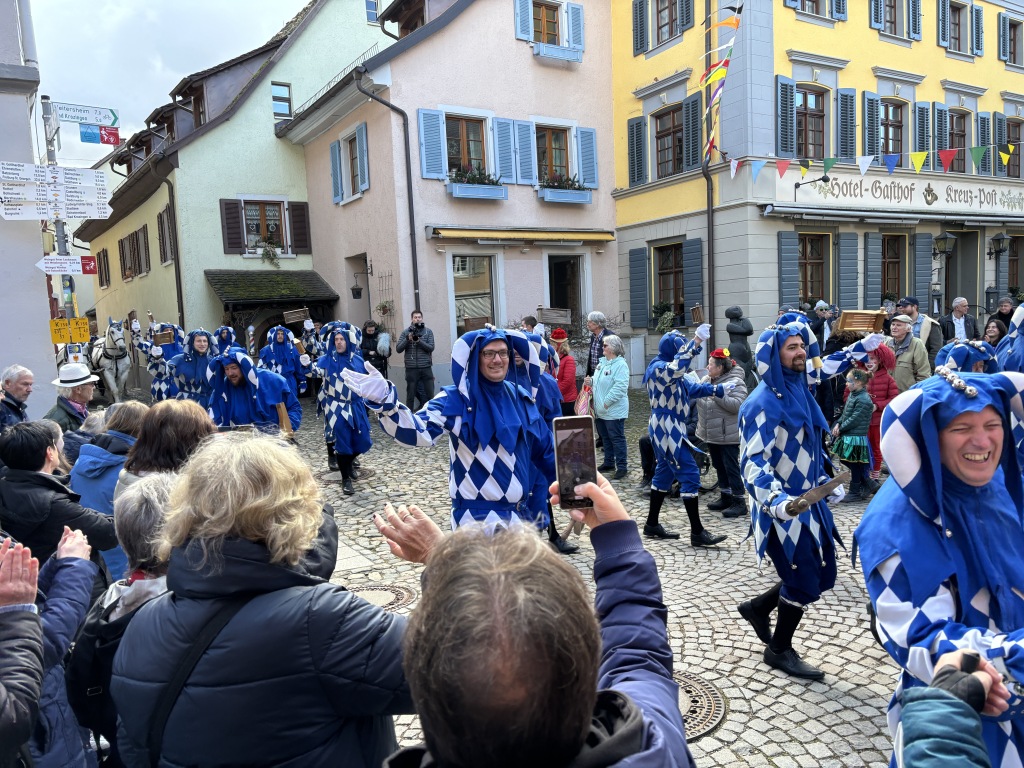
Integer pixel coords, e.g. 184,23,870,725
777,172,1024,216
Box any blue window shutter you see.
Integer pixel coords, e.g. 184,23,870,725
833,0,847,21
678,0,694,33
628,247,650,328
778,231,800,307
567,3,585,50
633,0,648,55
682,238,703,324
783,0,799,7
1000,13,1011,61
863,91,881,163
995,111,1008,176
972,4,984,55
683,91,703,172
627,117,648,186
977,112,992,175
417,109,448,180
908,0,922,40
862,233,882,309
329,140,343,203
514,0,532,41
514,120,538,185
576,127,598,189
914,102,932,170
998,243,1010,296
356,122,370,192
934,103,950,151
493,118,517,184
776,75,796,159
836,88,857,161
938,0,950,47
838,233,859,308
914,233,933,298
869,0,883,30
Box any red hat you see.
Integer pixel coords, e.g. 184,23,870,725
710,347,730,359
550,327,568,342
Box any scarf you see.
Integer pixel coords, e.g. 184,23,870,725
892,332,912,357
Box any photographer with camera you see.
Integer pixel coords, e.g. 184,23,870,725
396,310,435,409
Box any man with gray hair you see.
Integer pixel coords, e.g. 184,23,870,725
939,297,981,344
0,365,33,433
585,311,611,378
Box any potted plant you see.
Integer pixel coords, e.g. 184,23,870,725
375,300,394,317
260,236,281,268
537,173,592,204
446,164,507,200
652,301,674,332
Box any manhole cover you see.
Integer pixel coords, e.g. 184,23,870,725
348,584,417,611
674,672,726,740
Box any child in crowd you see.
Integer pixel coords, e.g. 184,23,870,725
862,345,899,481
831,369,879,502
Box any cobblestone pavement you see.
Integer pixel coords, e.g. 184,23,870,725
295,390,897,767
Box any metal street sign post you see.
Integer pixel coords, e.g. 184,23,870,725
52,101,119,127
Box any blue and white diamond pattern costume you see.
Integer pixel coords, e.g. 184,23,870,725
997,303,1024,373
345,326,554,532
131,321,183,402
855,371,1024,768
258,325,310,395
168,329,216,409
314,322,372,456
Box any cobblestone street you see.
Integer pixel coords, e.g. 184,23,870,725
297,391,896,767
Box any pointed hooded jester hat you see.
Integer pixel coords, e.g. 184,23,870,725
207,348,261,410
642,331,688,385
935,339,1001,374
183,328,215,360
996,303,1024,373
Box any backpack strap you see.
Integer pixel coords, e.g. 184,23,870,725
146,595,254,767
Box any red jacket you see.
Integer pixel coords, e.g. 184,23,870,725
863,344,899,425
556,352,578,402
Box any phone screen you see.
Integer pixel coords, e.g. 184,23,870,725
553,416,598,509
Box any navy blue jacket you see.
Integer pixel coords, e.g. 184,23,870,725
0,395,27,435
30,556,99,768
112,529,413,767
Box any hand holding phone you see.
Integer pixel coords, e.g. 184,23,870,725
553,416,598,509
548,473,630,530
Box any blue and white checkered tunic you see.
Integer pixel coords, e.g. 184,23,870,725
131,327,180,402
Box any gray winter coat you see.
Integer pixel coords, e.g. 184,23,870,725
396,326,435,369
695,366,747,445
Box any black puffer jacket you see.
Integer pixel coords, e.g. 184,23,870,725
112,533,413,768
0,610,43,768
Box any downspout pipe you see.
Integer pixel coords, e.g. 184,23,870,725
354,66,421,311
148,155,186,328
701,0,716,343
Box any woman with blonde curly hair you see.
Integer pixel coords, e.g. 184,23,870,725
110,432,410,768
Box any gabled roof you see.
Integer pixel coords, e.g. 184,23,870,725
205,269,339,305
169,40,282,98
144,103,176,126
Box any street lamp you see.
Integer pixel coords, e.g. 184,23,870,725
932,231,957,262
988,232,1010,260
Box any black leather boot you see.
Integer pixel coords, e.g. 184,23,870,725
707,493,733,511
326,445,338,472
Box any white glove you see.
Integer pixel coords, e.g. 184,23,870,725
826,484,846,506
862,333,884,352
131,319,141,332
303,319,314,331
342,361,391,403
149,322,159,332
716,381,738,396
695,323,712,342
299,354,311,367
149,346,163,359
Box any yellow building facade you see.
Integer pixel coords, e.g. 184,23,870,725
614,0,1024,343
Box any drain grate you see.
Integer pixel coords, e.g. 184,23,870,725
348,584,417,611
674,672,727,740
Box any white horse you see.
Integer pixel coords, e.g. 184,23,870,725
90,318,131,403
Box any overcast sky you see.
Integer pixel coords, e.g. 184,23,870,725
31,0,309,168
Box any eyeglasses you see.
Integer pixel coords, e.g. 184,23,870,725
480,349,510,361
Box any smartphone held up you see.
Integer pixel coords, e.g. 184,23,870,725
553,415,598,509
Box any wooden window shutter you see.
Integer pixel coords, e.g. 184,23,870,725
977,113,992,174
681,237,703,324
576,127,598,188
356,122,370,193
633,0,648,56
567,3,585,50
869,0,883,29
836,88,857,161
863,91,881,163
682,91,702,172
999,12,1011,61
863,233,882,309
934,103,950,151
157,211,167,264
995,112,1008,176
833,0,848,21
627,116,647,186
166,204,177,262
678,0,694,32
219,199,245,254
513,120,538,185
913,233,933,298
514,0,531,41
778,231,800,307
417,109,448,180
493,118,517,184
288,202,312,254
118,237,127,280
140,224,150,273
972,4,984,56
628,247,650,328
938,0,950,47
908,0,923,40
914,102,932,170
776,76,797,159
329,140,343,203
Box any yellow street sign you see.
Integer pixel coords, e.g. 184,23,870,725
69,317,90,343
50,318,71,345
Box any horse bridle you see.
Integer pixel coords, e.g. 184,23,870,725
101,327,128,361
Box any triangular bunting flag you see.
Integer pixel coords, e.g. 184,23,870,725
969,146,989,169
701,38,735,58
703,67,728,86
710,16,741,31
777,159,791,177
1001,147,1013,166
799,159,811,177
910,152,928,172
730,158,741,179
857,156,874,176
750,159,767,183
823,158,838,175
883,154,900,174
938,149,958,172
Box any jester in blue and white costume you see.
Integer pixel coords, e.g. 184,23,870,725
642,327,734,546
735,317,883,679
129,319,183,402
343,325,554,532
855,371,1024,768
301,319,326,398
213,325,241,355
997,303,1024,373
207,349,301,433
314,322,372,495
936,338,1001,374
258,325,311,396
167,329,216,409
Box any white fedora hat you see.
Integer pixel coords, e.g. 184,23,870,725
52,363,99,387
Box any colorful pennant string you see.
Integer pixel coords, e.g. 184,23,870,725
750,159,767,183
